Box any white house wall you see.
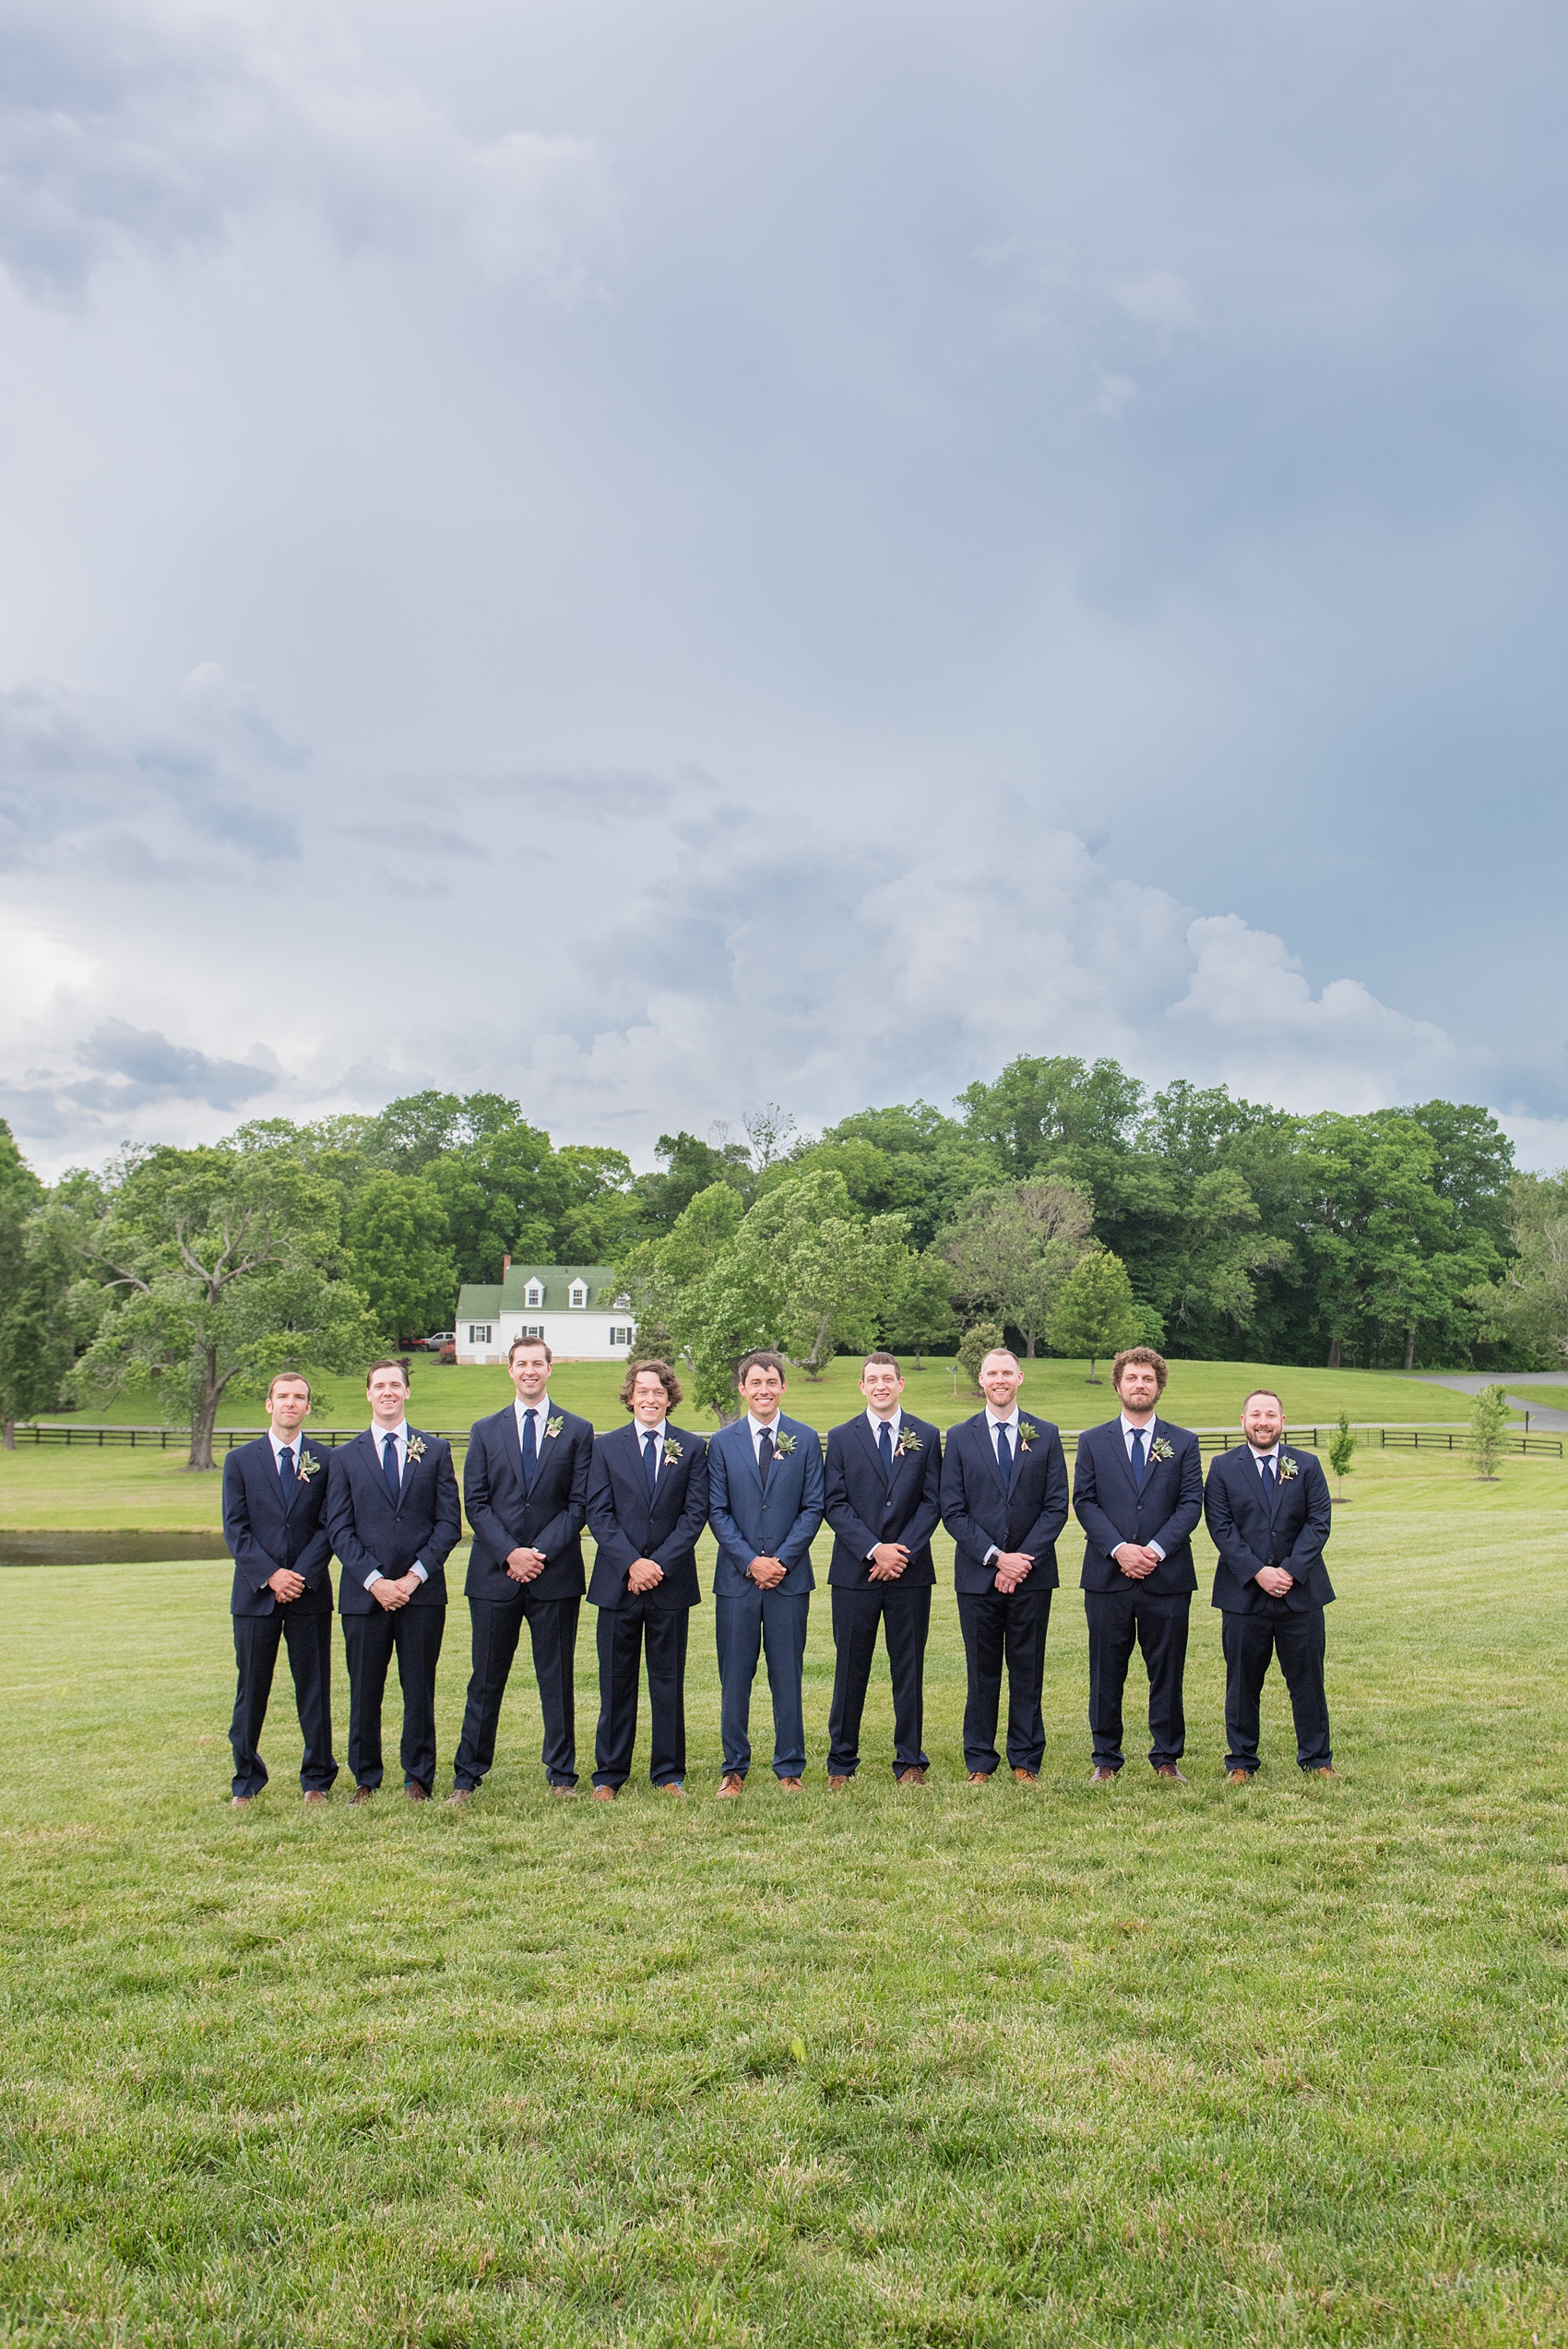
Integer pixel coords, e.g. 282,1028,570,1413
454,1312,636,1365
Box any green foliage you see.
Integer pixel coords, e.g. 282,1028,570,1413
881,1249,957,1367
956,1318,1006,1391
58,1146,377,1469
1048,1250,1142,1381
1467,1382,1513,1480
1467,1171,1568,1368
342,1173,458,1343
1328,1409,1357,1494
942,1178,1094,1357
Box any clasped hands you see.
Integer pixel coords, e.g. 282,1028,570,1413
266,1568,305,1604
1254,1565,1295,1599
868,1542,909,1583
992,1550,1035,1595
370,1572,422,1611
1113,1543,1162,1582
505,1545,548,1586
746,1554,789,1590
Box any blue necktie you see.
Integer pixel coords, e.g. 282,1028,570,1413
381,1432,400,1501
1261,1456,1277,1498
996,1424,1014,1488
521,1409,538,1485
758,1428,775,1488
1129,1428,1146,1487
643,1430,659,1496
878,1420,893,1478
279,1443,296,1502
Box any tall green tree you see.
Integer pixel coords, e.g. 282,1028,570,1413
942,1179,1095,1356
0,1122,48,1447
1467,1172,1568,1367
60,1146,376,1470
1048,1251,1144,1383
882,1250,958,1368
343,1173,459,1342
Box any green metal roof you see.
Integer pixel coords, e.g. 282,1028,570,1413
456,1265,622,1317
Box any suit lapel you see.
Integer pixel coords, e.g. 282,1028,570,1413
1099,1423,1140,1511
731,1421,764,1496
853,1413,891,1491
980,1416,1012,1504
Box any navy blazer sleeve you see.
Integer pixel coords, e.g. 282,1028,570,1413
1072,1433,1123,1564
1148,1434,1205,1560
905,1430,944,1558
1016,1429,1070,1559
420,1440,462,1570
652,1444,710,1572
823,1428,879,1562
1203,1457,1265,1584
1281,1453,1333,1579
222,1451,279,1596
326,1448,378,1588
777,1430,825,1572
940,1427,990,1559
529,1422,592,1562
462,1421,517,1564
585,1441,637,1578
707,1434,751,1567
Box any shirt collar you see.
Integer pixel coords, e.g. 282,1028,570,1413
984,1405,1020,1430
748,1412,782,1439
371,1420,408,1446
636,1419,667,1446
867,1406,902,1437
269,1429,301,1459
1249,1441,1280,1464
1120,1413,1157,1438
516,1394,551,1425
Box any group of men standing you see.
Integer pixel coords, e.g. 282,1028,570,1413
223,1339,1337,1807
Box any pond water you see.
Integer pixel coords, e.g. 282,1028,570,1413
0,1532,232,1567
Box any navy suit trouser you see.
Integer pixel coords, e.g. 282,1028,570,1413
593,1599,691,1789
455,1592,581,1789
714,1586,810,1779
1084,1589,1190,1772
342,1605,445,1795
1221,1605,1332,1773
229,1609,338,1798
956,1584,1052,1776
826,1584,931,1777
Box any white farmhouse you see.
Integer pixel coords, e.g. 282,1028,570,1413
454,1261,637,1365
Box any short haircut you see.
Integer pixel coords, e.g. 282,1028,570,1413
979,1347,1020,1371
508,1334,553,1365
1242,1388,1282,1412
861,1351,902,1377
738,1349,788,1385
1111,1346,1168,1395
266,1371,312,1403
621,1357,682,1411
365,1358,410,1389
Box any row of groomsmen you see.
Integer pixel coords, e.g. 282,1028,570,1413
223,1339,1336,1807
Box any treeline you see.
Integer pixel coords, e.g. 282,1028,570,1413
1,1057,1565,1461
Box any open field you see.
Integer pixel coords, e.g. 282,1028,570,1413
0,1465,1565,2343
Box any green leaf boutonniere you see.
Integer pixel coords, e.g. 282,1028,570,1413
895,1427,922,1457
662,1437,683,1464
545,1416,564,1441
1017,1419,1039,1452
1277,1454,1299,1481
773,1430,797,1457
1148,1436,1174,1465
406,1436,427,1463
296,1451,321,1484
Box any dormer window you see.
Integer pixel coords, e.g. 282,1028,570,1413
568,1280,588,1308
524,1280,543,1310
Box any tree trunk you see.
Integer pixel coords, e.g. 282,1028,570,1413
187,1347,222,1471
1025,1329,1037,1358
2,1418,13,1451
1087,1353,1100,1383
1327,1334,1343,1370
1404,1325,1416,1372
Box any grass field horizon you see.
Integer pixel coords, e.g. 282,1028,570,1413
0,1461,1563,2343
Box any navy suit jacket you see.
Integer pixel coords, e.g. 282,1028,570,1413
1204,1444,1336,1615
1073,1416,1204,1598
222,1436,334,1618
823,1413,942,1590
707,1413,825,1599
326,1429,461,1616
585,1422,709,1609
939,1410,1070,1597
463,1403,593,1604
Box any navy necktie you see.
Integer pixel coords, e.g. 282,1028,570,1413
278,1443,296,1501
521,1409,538,1484
877,1420,893,1477
1129,1428,1146,1487
758,1428,775,1488
643,1430,659,1496
381,1432,400,1500
1261,1455,1277,1496
996,1423,1013,1487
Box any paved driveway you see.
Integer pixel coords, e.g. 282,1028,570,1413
1415,1372,1568,1430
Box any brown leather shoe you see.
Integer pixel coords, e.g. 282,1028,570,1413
405,1783,429,1803
1312,1766,1339,1778
302,1790,329,1805
658,1782,686,1797
591,1784,616,1802
1227,1770,1253,1785
1154,1765,1189,1783
230,1794,253,1808
350,1786,375,1806
895,1766,926,1785
1012,1767,1038,1783
827,1774,850,1792
1091,1766,1118,1783
447,1788,473,1806
967,1771,990,1785
717,1772,744,1798
778,1777,803,1793
549,1783,577,1798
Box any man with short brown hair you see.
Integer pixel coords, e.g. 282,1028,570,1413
1073,1347,1203,1783
221,1372,338,1807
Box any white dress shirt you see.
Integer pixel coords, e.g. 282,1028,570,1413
268,1429,302,1472
983,1405,1023,1566
1249,1441,1282,1478
362,1419,429,1588
633,1418,668,1484
1116,1412,1165,1562
864,1407,903,1558
748,1411,784,1461
515,1395,552,1449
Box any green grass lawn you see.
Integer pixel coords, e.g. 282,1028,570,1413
0,1457,1565,2344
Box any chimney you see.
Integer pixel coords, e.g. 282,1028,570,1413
502,1254,511,1277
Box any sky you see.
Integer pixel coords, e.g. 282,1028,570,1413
3,0,1567,1176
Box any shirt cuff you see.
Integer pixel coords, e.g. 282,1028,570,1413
363,1568,382,1588
1148,1543,1165,1560
984,1544,1000,1566
410,1562,428,1584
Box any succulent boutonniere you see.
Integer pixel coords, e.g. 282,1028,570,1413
662,1437,683,1464
545,1416,564,1441
1017,1420,1039,1452
1148,1436,1174,1465
773,1430,797,1457
406,1436,427,1463
1277,1453,1299,1481
296,1451,321,1484
895,1427,922,1457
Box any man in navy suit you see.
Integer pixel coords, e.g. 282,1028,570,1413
221,1371,338,1807
707,1350,825,1794
1072,1346,1204,1783
1204,1388,1337,1782
453,1336,594,1799
584,1357,708,1798
822,1351,943,1786
326,1359,461,1803
939,1347,1070,1783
